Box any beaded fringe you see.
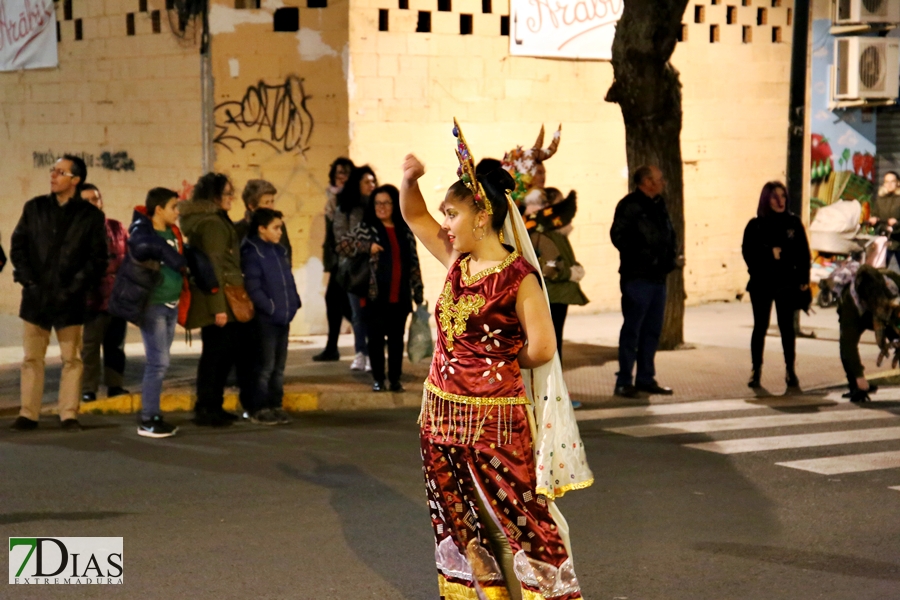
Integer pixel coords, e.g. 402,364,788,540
419,387,516,446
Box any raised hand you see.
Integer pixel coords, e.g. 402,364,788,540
402,154,426,183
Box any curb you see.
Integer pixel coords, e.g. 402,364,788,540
25,389,424,417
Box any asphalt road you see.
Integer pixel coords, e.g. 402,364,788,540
2,393,900,599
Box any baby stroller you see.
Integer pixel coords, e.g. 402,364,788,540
809,199,878,308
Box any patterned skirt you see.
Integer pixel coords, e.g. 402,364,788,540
420,385,583,600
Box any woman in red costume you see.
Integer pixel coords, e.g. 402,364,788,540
400,121,586,600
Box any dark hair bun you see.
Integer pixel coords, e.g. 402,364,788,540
479,168,516,203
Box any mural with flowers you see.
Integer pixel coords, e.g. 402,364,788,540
809,20,877,219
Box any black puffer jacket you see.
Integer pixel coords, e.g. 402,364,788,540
610,189,677,283
10,194,107,329
108,207,188,325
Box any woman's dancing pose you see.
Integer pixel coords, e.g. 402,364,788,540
400,121,591,600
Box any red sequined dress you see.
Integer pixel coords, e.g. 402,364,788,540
420,251,582,600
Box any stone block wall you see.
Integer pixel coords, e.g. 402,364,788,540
346,0,796,312
0,0,799,328
0,0,203,316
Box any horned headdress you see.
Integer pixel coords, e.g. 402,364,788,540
502,124,562,207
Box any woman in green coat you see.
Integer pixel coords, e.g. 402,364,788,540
180,173,257,427
526,188,589,360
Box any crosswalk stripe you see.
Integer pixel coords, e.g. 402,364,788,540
684,426,900,454
605,409,897,438
575,396,841,422
776,450,900,475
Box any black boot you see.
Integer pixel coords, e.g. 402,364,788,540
785,367,800,388
849,388,871,403
748,367,762,389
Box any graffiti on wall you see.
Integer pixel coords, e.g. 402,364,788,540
99,151,135,171
214,76,314,155
177,179,194,200
33,150,136,171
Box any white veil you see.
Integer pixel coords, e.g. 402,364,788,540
501,196,594,500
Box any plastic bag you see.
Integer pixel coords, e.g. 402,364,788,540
407,301,433,363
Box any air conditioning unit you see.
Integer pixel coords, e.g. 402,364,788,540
834,37,900,100
834,0,900,24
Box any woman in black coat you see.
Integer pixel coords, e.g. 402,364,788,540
337,184,423,392
742,181,811,389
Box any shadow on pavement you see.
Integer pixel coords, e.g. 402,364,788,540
572,422,782,599
0,511,131,525
559,342,618,371
693,541,900,581
276,455,433,600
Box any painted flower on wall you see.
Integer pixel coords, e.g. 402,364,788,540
811,133,834,182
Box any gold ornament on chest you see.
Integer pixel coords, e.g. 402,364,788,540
438,281,486,352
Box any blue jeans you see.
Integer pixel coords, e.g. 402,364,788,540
139,304,177,421
348,292,367,354
256,320,290,409
617,279,667,387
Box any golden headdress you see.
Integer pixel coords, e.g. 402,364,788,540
452,118,492,216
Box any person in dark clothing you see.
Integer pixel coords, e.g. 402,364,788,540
9,155,108,432
242,208,302,424
314,157,355,362
334,165,378,372
609,165,680,399
233,179,293,262
180,173,257,427
838,265,900,403
80,184,130,402
339,184,424,392
742,181,811,389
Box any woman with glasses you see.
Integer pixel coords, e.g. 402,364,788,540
180,173,258,427
337,184,423,392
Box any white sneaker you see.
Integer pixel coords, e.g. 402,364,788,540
350,352,366,371
365,355,372,372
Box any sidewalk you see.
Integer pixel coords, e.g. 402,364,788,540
0,300,891,417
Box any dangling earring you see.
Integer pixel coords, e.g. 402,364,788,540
473,225,486,241
499,231,505,244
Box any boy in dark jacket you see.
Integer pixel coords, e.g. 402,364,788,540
241,208,301,425
110,188,188,438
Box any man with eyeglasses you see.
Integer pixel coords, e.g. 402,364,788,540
9,155,108,432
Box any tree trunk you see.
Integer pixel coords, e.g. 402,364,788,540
606,0,690,350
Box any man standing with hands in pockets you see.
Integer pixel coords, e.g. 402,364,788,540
9,156,107,431
610,165,683,399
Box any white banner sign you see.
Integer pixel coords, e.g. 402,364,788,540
509,0,623,61
0,0,58,72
